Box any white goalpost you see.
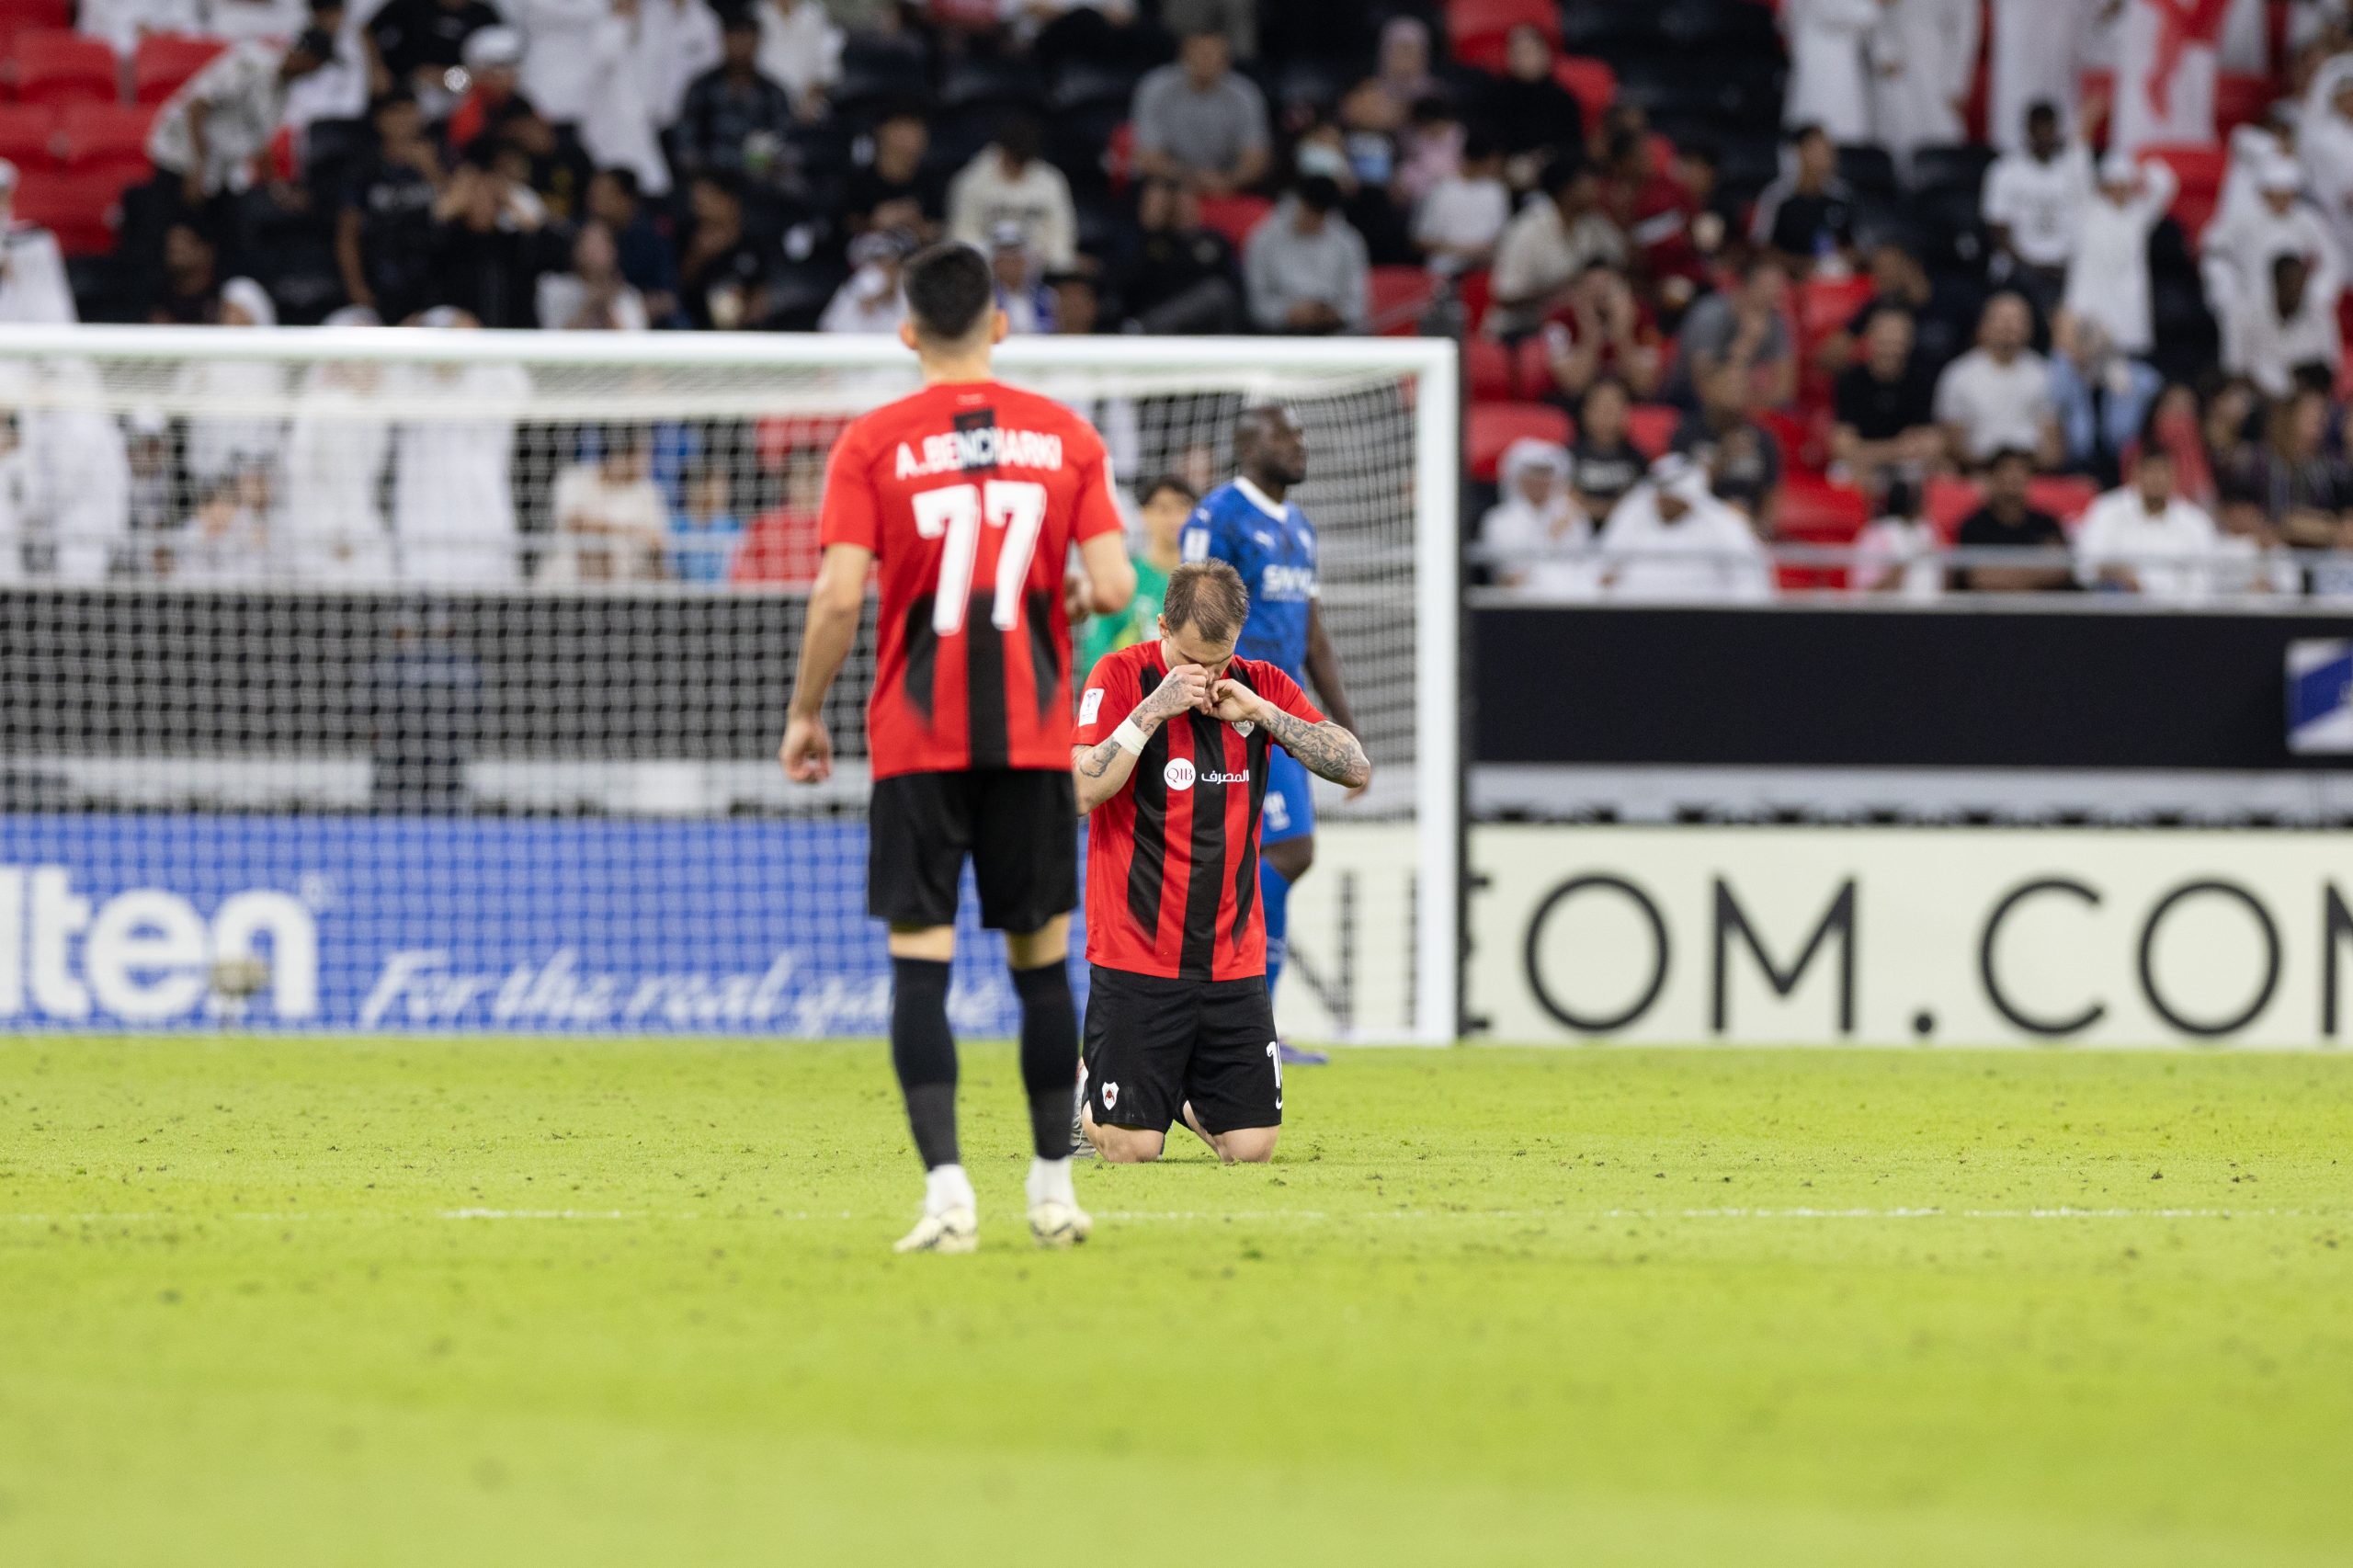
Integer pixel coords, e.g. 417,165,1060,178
0,324,1459,1044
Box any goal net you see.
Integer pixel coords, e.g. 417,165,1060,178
0,326,1458,1043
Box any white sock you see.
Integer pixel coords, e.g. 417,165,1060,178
1026,1156,1075,1209
925,1164,975,1214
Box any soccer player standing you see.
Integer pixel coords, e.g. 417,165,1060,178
1071,561,1370,1163
1181,406,1360,1060
779,243,1137,1253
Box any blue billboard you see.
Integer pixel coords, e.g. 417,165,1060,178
0,815,1063,1035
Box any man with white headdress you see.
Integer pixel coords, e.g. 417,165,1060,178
1870,0,1981,181
0,161,75,324
1988,0,2095,153
1780,0,1881,144
27,360,132,583
2063,153,2177,358
1481,437,1597,602
281,305,396,586
2203,153,2340,370
391,307,530,586
175,278,289,491
2299,54,2353,271
1596,454,1775,603
2110,0,2231,156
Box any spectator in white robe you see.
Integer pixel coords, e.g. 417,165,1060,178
284,0,373,135
1597,454,1775,603
391,308,529,585
2204,154,2340,370
2219,0,2268,73
1870,0,1980,181
2063,153,2177,357
0,384,29,585
1989,0,2094,153
507,0,614,124
2075,447,2222,602
1481,437,1597,601
281,307,396,586
2109,0,2230,156
638,0,722,125
2299,56,2353,274
0,161,77,324
27,360,131,583
818,231,911,333
2226,252,2345,398
577,0,674,196
2211,115,2303,252
1780,0,1880,144
756,0,842,116
204,0,310,44
176,278,289,489
78,0,203,55
1851,478,1945,599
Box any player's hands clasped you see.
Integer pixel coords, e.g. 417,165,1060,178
1141,664,1213,724
1207,679,1269,727
779,714,833,783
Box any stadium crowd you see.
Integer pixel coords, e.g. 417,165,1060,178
8,0,2353,596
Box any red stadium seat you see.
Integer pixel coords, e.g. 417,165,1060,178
1552,57,1616,139
10,31,119,107
0,0,68,54
1455,267,1491,334
132,33,224,106
1448,0,1560,72
1925,476,1982,539
0,98,55,167
1195,192,1271,249
1370,264,1436,335
1510,332,1553,399
1467,402,1572,481
1626,403,1680,460
57,99,153,176
2026,475,2099,524
1796,276,1875,346
1465,335,1515,402
10,166,127,253
729,508,822,585
2142,144,2227,244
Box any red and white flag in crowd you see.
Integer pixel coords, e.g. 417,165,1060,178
2112,0,2234,153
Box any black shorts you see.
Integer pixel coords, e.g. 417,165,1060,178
1083,965,1282,1136
869,768,1077,932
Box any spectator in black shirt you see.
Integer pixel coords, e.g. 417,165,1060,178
840,106,940,245
338,93,445,324
369,0,503,101
1952,447,2073,591
479,97,593,227
1749,124,1854,269
1114,176,1242,335
1674,369,1784,528
676,173,770,329
586,166,682,327
1831,307,1941,483
427,148,554,328
674,10,796,191
1566,377,1647,517
1481,23,1586,190
147,222,222,324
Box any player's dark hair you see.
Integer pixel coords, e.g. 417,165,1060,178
1164,560,1251,644
902,242,995,343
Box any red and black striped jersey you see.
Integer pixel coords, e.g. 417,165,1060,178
1074,642,1325,981
820,380,1125,780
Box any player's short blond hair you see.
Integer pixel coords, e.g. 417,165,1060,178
1164,560,1251,644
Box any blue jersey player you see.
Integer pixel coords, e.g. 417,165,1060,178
1180,405,1363,1064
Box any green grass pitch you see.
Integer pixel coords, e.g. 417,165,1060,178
3,1037,2350,1567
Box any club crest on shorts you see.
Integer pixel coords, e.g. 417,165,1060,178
1102,1081,1119,1110
1164,757,1196,791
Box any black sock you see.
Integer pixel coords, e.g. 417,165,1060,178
891,957,959,1170
1012,961,1078,1160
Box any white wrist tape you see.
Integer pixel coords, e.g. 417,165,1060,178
1111,719,1149,756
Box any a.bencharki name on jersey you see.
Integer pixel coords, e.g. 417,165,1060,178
892,427,1066,478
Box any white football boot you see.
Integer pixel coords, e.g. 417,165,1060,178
1028,1198,1093,1248
893,1204,979,1254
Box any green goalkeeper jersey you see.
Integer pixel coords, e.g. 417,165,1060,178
1076,554,1168,685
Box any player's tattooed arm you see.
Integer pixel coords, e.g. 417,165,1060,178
1073,665,1212,814
1209,679,1370,790
1259,707,1372,790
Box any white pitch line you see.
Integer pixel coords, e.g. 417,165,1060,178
4,1206,2324,1225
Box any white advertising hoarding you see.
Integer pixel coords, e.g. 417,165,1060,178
1472,827,2353,1049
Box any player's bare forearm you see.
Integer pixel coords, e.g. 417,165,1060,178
1074,665,1213,812
1260,707,1370,790
786,592,858,721
1071,737,1140,815
1303,601,1358,735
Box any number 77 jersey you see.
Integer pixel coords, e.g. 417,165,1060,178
820,380,1126,779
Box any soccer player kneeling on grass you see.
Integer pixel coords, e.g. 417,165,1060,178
1071,561,1370,1163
